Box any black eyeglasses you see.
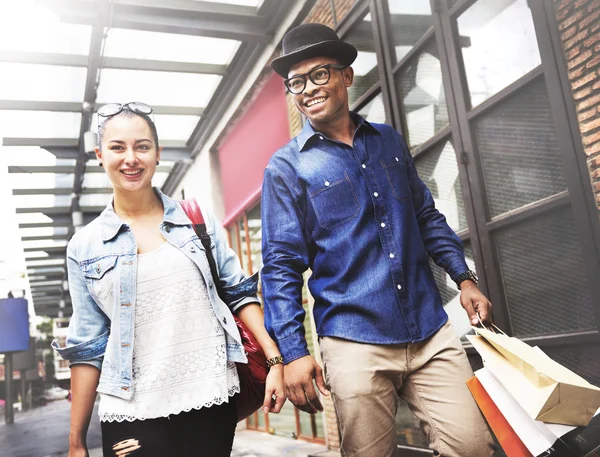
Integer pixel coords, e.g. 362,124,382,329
97,102,153,118
284,64,347,94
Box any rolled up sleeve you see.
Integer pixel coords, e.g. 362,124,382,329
52,240,110,370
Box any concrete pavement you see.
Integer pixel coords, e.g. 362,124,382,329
1,400,331,457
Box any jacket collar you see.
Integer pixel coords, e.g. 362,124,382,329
296,112,379,151
100,187,190,242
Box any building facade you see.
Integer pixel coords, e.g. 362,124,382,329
178,0,600,453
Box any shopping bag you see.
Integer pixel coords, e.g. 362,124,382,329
471,363,576,456
466,374,533,457
468,326,600,426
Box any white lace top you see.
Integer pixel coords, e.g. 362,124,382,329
99,242,240,422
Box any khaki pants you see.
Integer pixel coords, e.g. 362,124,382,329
320,321,495,457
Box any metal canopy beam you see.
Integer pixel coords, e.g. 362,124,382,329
19,214,96,228
13,187,111,196
16,206,105,214
0,50,87,67
0,50,226,74
0,101,205,116
22,235,69,241
48,0,271,43
24,246,67,254
102,57,226,75
0,101,82,112
3,138,79,147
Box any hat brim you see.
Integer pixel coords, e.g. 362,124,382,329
271,40,358,77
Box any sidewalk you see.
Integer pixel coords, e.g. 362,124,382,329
58,429,332,457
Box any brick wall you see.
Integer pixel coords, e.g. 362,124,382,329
555,0,600,209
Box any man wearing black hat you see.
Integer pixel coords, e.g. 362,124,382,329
261,23,494,457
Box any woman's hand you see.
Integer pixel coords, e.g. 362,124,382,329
67,442,89,457
262,364,286,414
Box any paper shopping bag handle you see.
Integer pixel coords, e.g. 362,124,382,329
476,312,506,335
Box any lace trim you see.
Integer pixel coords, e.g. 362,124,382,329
99,385,240,422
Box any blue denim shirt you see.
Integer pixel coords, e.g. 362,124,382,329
261,115,469,364
52,189,258,400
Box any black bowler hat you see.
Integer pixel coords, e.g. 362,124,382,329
271,23,358,77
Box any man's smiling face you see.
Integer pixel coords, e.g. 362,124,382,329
288,56,353,128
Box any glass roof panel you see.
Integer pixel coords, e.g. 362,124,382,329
0,2,92,55
0,63,87,102
19,227,69,238
22,240,68,249
2,147,75,167
16,213,55,224
104,29,241,65
12,195,71,208
96,69,222,108
81,173,112,189
154,115,201,141
79,193,113,207
0,111,81,138
91,114,200,141
10,172,75,190
26,259,65,267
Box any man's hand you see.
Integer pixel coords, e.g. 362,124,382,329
460,280,492,326
284,355,329,414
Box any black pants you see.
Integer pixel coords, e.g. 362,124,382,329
101,400,237,457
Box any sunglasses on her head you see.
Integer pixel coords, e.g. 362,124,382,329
97,102,153,118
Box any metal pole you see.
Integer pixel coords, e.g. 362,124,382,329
20,370,26,411
4,353,14,424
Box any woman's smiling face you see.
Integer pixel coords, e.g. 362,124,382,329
96,113,161,193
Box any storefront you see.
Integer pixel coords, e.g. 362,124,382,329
183,0,600,453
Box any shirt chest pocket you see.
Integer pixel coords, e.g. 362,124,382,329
81,255,118,306
381,158,412,202
308,172,360,230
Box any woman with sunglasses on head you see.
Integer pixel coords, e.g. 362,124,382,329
53,102,285,457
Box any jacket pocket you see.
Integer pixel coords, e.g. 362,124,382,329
381,158,411,202
309,171,360,230
81,255,118,304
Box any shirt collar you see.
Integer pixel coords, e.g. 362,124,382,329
100,187,190,242
296,112,380,151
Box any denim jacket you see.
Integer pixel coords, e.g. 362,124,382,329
52,189,257,400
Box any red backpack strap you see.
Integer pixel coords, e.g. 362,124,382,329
179,198,205,225
180,199,222,299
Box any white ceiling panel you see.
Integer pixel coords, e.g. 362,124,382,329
104,29,240,65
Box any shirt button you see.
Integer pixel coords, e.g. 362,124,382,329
362,164,366,169
165,225,171,233
380,222,385,228
96,266,101,274
223,317,227,325
397,284,402,290
324,181,330,186
374,192,379,197
190,246,196,253
395,157,399,162
319,136,324,140
389,253,395,258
